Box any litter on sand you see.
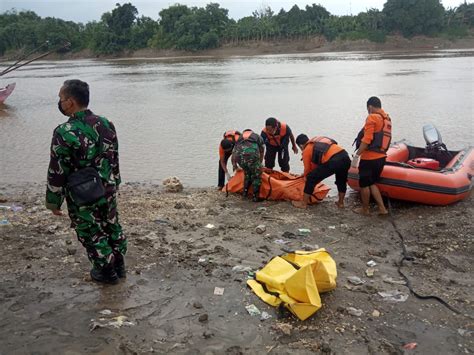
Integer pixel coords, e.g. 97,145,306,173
260,311,272,321
213,287,225,296
346,307,363,317
367,260,377,267
232,265,253,273
90,315,135,331
347,276,365,285
378,290,409,302
297,228,311,236
245,304,261,316
274,239,289,245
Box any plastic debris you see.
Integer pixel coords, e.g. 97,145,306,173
260,311,272,321
0,219,9,225
99,309,112,315
90,315,135,331
372,310,380,317
382,276,407,285
255,225,266,234
367,260,377,267
282,231,296,239
198,257,207,263
403,343,417,350
213,287,225,296
346,307,363,317
302,244,319,251
232,265,253,273
328,225,336,230
347,276,365,285
0,205,21,211
378,290,409,302
205,224,215,229
297,228,311,236
274,239,289,245
365,267,376,277
245,304,261,316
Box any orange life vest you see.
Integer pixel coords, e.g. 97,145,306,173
220,130,241,159
309,136,338,165
262,121,288,147
354,114,392,153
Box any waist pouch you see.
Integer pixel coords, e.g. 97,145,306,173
67,167,105,206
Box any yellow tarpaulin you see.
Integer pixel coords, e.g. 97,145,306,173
247,249,337,321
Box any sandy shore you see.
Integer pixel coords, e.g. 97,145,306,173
0,182,472,354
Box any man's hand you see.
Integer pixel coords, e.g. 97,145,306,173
225,172,231,181
52,209,63,216
351,154,360,168
292,145,298,154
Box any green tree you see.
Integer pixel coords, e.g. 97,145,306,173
383,0,445,37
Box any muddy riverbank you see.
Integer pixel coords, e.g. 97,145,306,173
0,183,472,354
3,35,473,61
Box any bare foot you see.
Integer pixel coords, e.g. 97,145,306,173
353,207,370,216
378,209,389,216
292,200,307,209
335,201,344,209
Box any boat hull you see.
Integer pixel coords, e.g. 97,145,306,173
0,82,16,104
348,142,473,205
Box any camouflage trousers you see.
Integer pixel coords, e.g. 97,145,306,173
67,192,126,269
240,157,263,191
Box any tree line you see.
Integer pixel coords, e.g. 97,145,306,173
0,0,473,55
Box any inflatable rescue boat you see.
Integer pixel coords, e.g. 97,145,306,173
348,124,473,205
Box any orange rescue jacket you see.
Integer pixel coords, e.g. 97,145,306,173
262,121,288,147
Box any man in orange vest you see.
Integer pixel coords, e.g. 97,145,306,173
353,96,391,216
292,134,351,209
261,117,298,173
218,130,241,188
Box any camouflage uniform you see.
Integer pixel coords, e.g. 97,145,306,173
46,110,126,269
233,132,264,191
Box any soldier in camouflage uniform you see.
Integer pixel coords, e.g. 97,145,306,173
46,79,126,284
232,129,265,202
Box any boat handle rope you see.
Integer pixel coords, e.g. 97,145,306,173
387,197,473,319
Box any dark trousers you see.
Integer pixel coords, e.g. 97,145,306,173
218,151,232,187
264,144,290,172
304,151,351,195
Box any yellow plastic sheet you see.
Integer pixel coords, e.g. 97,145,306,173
247,249,337,321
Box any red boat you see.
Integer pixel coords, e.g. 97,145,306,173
0,83,15,104
348,125,473,205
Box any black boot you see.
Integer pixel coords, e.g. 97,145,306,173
243,180,252,199
114,253,126,279
90,262,119,285
252,187,264,202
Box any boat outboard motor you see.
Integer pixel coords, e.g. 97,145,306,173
423,124,443,150
422,123,451,165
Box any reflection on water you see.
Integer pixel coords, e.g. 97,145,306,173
0,50,473,188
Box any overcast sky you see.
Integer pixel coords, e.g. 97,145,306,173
0,0,467,23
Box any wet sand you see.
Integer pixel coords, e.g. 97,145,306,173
0,183,472,354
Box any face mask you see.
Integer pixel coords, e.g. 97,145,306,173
58,100,68,116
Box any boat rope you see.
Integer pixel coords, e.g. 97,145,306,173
387,197,473,319
0,41,70,77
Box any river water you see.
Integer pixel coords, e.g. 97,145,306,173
0,50,473,187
